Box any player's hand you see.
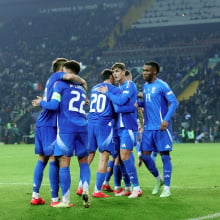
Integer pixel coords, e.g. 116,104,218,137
32,96,43,107
160,121,168,130
138,92,143,98
82,82,88,91
138,157,143,167
98,85,108,94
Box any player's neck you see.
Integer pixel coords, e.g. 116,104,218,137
149,77,157,83
119,77,126,85
103,80,112,85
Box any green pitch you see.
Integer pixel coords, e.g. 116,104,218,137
0,143,219,220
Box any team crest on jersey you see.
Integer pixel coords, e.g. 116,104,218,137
151,87,156,93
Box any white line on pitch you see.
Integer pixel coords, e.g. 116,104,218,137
187,212,220,220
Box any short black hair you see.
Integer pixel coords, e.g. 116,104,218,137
145,61,160,73
63,60,80,75
101,69,113,81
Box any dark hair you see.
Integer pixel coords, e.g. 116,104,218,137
145,61,160,73
63,60,81,75
125,70,131,77
111,62,126,71
101,69,113,81
52,58,68,72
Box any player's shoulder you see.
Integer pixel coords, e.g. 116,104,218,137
53,80,68,90
91,83,102,92
50,71,65,79
124,80,137,89
70,82,86,93
156,78,170,88
47,72,64,84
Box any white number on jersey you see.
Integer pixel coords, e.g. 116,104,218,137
145,93,151,102
89,93,106,113
69,90,86,114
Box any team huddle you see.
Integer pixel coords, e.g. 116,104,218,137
30,58,178,208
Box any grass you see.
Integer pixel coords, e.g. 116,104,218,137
0,143,220,220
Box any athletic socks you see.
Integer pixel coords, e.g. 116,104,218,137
142,154,159,177
113,164,122,188
161,155,172,186
120,161,131,187
105,160,114,182
80,162,91,191
122,158,139,187
32,160,47,195
49,160,59,199
59,166,71,202
94,172,105,192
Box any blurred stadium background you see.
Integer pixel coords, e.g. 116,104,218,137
0,0,219,144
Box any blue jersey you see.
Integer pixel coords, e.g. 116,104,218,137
141,78,178,130
106,80,138,131
36,72,65,127
54,81,87,133
88,83,119,123
40,81,87,133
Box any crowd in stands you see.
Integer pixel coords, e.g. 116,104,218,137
132,0,220,28
172,52,220,143
0,0,219,143
0,1,131,143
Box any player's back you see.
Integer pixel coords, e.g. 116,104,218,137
57,81,87,132
36,72,64,127
88,83,118,123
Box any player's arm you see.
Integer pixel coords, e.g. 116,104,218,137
32,93,60,110
160,88,178,130
39,92,61,110
113,103,136,113
98,85,130,105
32,82,62,110
164,91,178,122
61,72,87,91
138,107,144,130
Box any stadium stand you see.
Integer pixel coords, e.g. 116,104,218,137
0,0,219,143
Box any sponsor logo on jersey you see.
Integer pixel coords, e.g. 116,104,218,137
121,143,126,149
165,144,171,149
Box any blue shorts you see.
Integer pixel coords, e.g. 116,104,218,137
116,128,135,151
88,120,114,155
35,126,57,156
141,129,173,152
54,132,89,158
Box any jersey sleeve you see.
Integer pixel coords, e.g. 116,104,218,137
40,81,64,110
162,85,178,122
113,103,136,113
57,72,66,80
106,82,135,105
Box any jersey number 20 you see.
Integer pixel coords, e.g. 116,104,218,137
90,93,106,113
